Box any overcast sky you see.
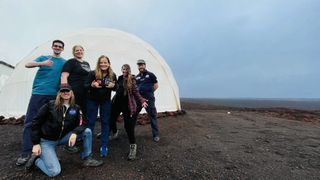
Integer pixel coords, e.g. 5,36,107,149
0,0,319,98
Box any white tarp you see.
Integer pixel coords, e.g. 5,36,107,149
0,74,10,91
0,62,14,92
0,28,180,117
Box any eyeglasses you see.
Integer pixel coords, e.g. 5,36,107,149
60,89,71,93
53,45,63,48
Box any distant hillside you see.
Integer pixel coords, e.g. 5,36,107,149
181,98,320,110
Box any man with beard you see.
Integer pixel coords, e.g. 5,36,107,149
135,59,160,142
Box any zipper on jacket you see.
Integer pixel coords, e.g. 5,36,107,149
58,106,67,140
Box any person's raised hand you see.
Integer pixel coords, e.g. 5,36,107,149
68,133,77,147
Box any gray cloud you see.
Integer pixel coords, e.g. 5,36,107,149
0,0,319,98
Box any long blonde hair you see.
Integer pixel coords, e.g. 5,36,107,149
54,90,76,110
122,64,133,91
95,55,113,79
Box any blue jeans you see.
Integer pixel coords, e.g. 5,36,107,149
35,128,92,177
22,94,56,156
86,99,111,148
136,95,159,137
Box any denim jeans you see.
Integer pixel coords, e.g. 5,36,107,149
86,99,111,148
35,128,92,177
22,94,56,156
136,95,159,137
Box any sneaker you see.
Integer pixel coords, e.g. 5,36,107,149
109,130,119,140
63,145,80,154
100,147,108,157
25,154,38,172
153,136,160,142
127,144,137,161
83,154,103,167
16,154,31,166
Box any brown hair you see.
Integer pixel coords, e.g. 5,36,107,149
95,55,113,79
122,64,133,91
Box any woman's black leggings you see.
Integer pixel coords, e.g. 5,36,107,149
123,110,137,144
112,98,137,144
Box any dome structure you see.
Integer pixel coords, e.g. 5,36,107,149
0,61,14,92
0,28,180,117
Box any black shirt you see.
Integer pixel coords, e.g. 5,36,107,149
62,58,91,91
136,70,157,97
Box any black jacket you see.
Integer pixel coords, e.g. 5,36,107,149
85,71,117,102
31,100,86,145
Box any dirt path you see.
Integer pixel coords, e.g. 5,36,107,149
1,101,320,179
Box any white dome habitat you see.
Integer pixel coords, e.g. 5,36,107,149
0,28,180,117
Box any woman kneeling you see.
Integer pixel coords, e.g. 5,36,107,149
27,84,103,177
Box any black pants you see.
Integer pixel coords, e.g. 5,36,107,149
109,97,120,134
73,89,87,117
111,96,137,144
123,110,137,144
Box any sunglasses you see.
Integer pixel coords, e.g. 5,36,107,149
60,89,71,93
53,45,63,48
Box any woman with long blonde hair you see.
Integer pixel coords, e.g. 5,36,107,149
54,87,75,109
85,55,117,157
111,64,148,160
26,85,103,177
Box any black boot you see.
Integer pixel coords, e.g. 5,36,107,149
25,154,38,172
83,154,103,167
63,145,80,154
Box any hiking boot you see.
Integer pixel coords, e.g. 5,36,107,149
16,154,31,166
83,154,103,167
63,145,80,154
109,130,119,140
127,144,137,161
100,147,108,157
25,154,38,172
153,136,160,142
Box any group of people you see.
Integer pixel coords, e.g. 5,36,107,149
15,40,160,177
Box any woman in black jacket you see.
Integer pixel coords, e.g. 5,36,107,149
85,55,117,157
27,85,102,177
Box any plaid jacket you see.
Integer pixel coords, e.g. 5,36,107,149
127,78,146,116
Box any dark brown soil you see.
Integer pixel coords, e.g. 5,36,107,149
1,100,320,179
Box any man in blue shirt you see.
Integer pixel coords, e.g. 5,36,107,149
16,40,66,166
135,59,160,142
